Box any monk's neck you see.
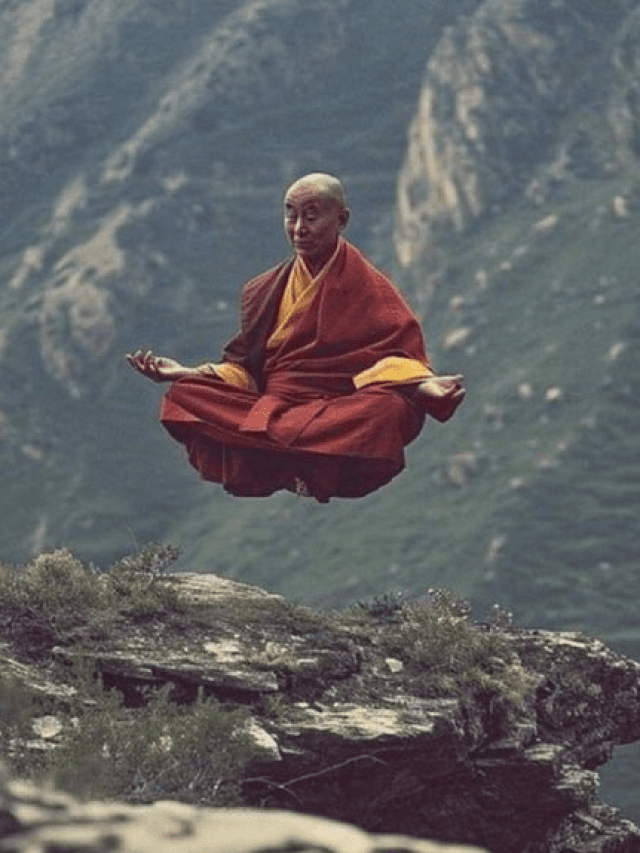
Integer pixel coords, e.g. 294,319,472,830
298,240,340,278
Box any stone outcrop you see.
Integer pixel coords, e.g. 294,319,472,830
0,779,486,853
4,572,640,853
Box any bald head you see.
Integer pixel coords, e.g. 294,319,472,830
285,173,348,210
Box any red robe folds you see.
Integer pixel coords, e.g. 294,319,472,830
160,241,432,502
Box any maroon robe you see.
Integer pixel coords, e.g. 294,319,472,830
160,241,432,502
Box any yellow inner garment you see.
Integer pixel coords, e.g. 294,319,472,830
353,356,433,389
207,361,255,390
201,250,338,389
266,252,335,349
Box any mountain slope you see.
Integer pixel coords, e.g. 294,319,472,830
0,0,466,560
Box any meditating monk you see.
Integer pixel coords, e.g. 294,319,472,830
127,173,464,502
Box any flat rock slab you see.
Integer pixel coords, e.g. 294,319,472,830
0,779,487,853
170,573,285,605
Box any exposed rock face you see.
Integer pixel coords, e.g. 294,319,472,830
5,572,640,853
395,0,639,268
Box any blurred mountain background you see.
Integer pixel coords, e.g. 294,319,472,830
1,0,639,817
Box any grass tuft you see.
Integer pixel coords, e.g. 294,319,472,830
347,588,538,709
0,544,184,655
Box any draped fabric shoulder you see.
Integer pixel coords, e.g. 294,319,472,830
160,241,434,502
222,260,293,392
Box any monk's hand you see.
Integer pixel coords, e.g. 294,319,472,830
126,349,191,382
418,374,465,422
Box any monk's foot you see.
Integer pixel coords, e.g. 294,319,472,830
291,476,331,503
424,394,464,423
418,377,465,423
294,477,313,498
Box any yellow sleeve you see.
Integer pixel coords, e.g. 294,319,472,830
198,362,257,392
353,356,434,390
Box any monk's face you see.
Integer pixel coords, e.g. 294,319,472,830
284,183,348,273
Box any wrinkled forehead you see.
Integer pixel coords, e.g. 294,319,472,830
284,184,335,211
284,176,346,210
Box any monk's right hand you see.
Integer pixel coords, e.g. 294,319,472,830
126,349,191,382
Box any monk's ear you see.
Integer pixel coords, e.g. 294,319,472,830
339,207,350,230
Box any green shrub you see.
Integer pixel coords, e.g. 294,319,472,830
0,549,116,650
108,544,184,619
0,658,258,806
0,676,49,777
0,544,185,654
110,544,180,577
356,591,405,623
42,681,256,805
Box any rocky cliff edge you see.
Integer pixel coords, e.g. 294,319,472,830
1,551,640,853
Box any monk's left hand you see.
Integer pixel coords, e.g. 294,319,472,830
418,374,465,422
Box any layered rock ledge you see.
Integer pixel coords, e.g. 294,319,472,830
2,568,640,853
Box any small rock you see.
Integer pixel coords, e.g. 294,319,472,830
533,213,559,234
203,639,244,662
545,386,563,402
245,718,281,761
517,382,533,401
31,716,63,740
442,326,472,350
611,195,628,217
475,269,489,289
606,342,626,362
446,451,478,487
485,535,507,567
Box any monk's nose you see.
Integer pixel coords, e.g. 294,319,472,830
293,217,308,237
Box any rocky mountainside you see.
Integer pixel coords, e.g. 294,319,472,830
395,0,639,266
0,0,636,631
390,0,640,630
0,0,456,560
2,560,640,853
